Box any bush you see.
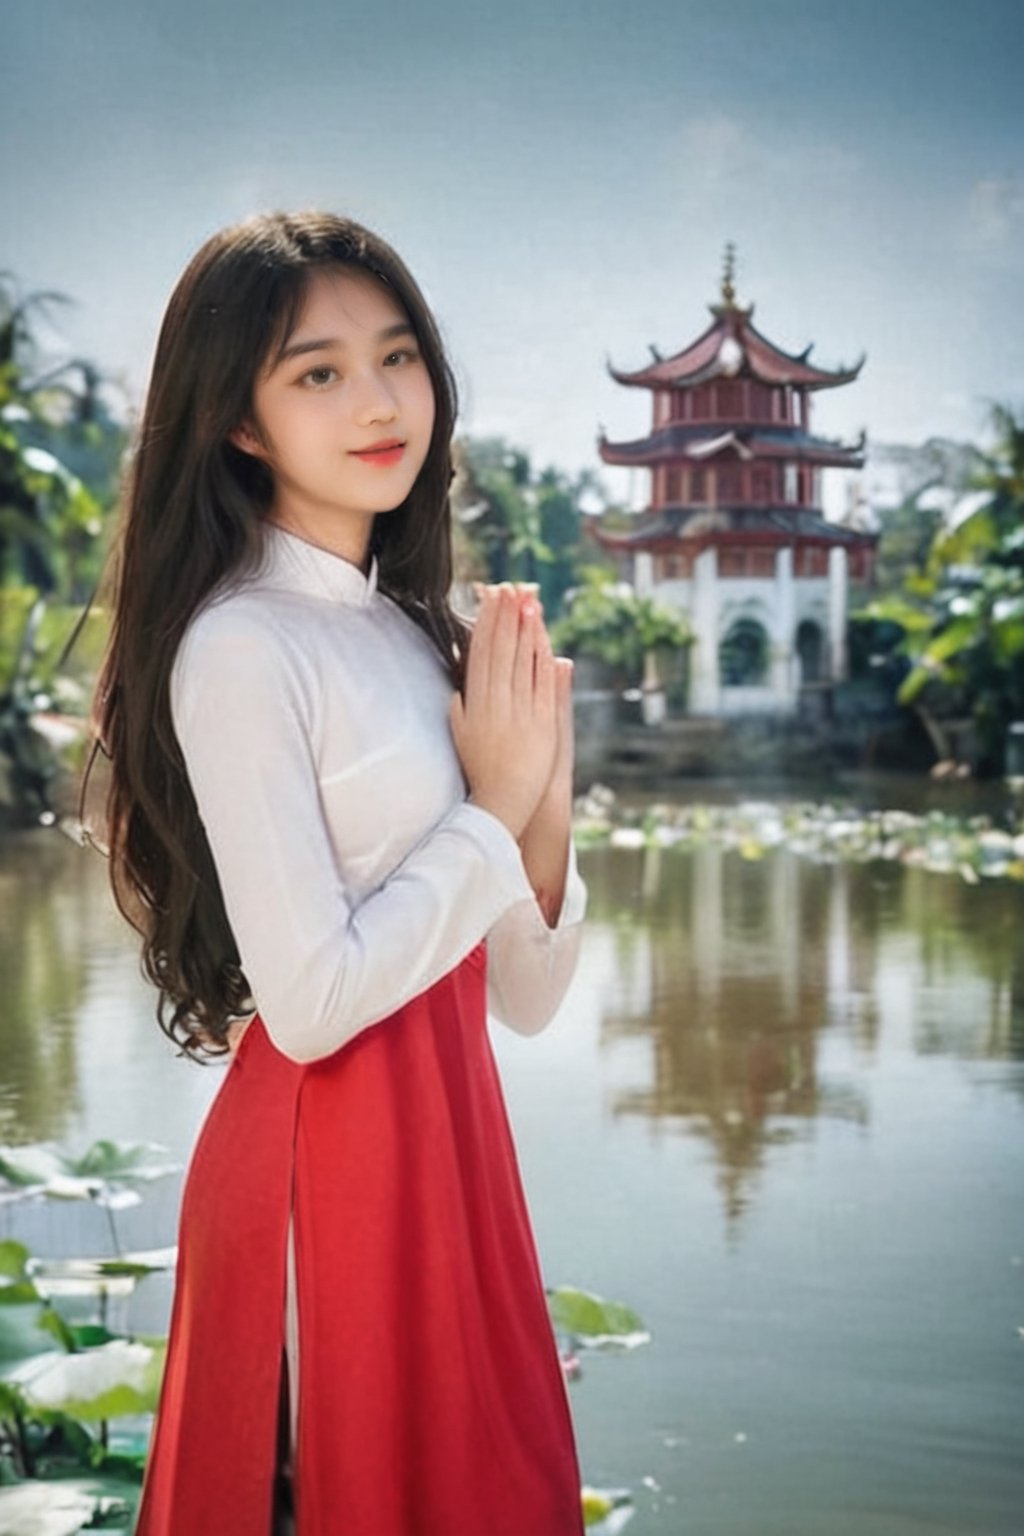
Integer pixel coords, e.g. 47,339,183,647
550,570,692,686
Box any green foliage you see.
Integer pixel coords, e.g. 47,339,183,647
547,1286,650,1348
0,1267,55,1368
0,1233,153,1518
453,435,610,616
0,273,125,603
550,568,692,682
851,402,1024,771
453,436,552,587
0,1240,32,1282
13,1338,166,1423
0,1139,180,1203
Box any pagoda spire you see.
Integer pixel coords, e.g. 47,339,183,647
720,241,737,309
606,244,865,390
708,244,754,324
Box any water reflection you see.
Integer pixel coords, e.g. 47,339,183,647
583,842,1024,1219
3,821,1024,1155
0,829,96,1142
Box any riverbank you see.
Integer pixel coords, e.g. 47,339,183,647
573,703,935,785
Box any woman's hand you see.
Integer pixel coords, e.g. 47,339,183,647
449,583,557,841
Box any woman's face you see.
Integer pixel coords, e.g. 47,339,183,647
231,264,436,545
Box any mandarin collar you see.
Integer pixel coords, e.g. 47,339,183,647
260,521,378,608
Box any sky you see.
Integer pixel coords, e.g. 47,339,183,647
3,0,1022,515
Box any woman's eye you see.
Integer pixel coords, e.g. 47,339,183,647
385,348,420,366
302,366,338,389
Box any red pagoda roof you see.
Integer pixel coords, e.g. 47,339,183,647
607,248,865,394
598,424,866,471
589,505,879,554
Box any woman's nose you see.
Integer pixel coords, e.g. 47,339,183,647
352,369,399,422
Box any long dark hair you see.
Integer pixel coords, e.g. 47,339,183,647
81,210,471,1062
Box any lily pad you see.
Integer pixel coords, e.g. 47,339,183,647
548,1287,650,1350
9,1337,166,1422
0,1475,136,1534
0,1141,180,1207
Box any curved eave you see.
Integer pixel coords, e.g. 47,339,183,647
741,319,867,388
607,355,867,391
590,518,880,554
605,315,866,392
605,315,725,388
598,425,867,469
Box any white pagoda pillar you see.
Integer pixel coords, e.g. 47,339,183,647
828,545,849,681
634,549,654,598
771,545,796,708
690,545,720,713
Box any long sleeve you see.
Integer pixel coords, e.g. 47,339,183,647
485,834,588,1036
170,606,538,1064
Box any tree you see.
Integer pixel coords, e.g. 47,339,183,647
451,435,605,616
853,402,1024,772
0,273,124,602
550,568,692,688
451,435,551,587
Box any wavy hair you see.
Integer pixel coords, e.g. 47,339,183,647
81,210,471,1061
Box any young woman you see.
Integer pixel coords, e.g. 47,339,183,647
83,210,588,1535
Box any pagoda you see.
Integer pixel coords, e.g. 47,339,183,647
590,245,878,715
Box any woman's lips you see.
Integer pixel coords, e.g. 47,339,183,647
350,443,406,466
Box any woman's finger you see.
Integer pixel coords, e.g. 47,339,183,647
465,586,498,710
488,585,522,713
554,657,574,732
534,629,557,730
512,601,541,714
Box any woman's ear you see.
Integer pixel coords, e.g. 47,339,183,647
228,421,265,459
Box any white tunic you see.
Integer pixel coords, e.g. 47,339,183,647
169,519,588,1064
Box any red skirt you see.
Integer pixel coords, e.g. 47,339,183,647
133,939,585,1536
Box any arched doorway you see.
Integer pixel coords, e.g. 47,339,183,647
719,617,769,686
795,620,824,684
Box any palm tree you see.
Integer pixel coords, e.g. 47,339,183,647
452,436,554,586
854,401,1024,771
0,273,120,600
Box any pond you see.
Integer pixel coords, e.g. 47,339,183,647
1,774,1022,1535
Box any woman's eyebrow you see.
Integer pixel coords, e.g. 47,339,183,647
274,322,416,368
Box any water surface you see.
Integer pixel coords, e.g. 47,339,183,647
1,782,1022,1534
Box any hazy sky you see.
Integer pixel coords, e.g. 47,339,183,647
4,0,1022,510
